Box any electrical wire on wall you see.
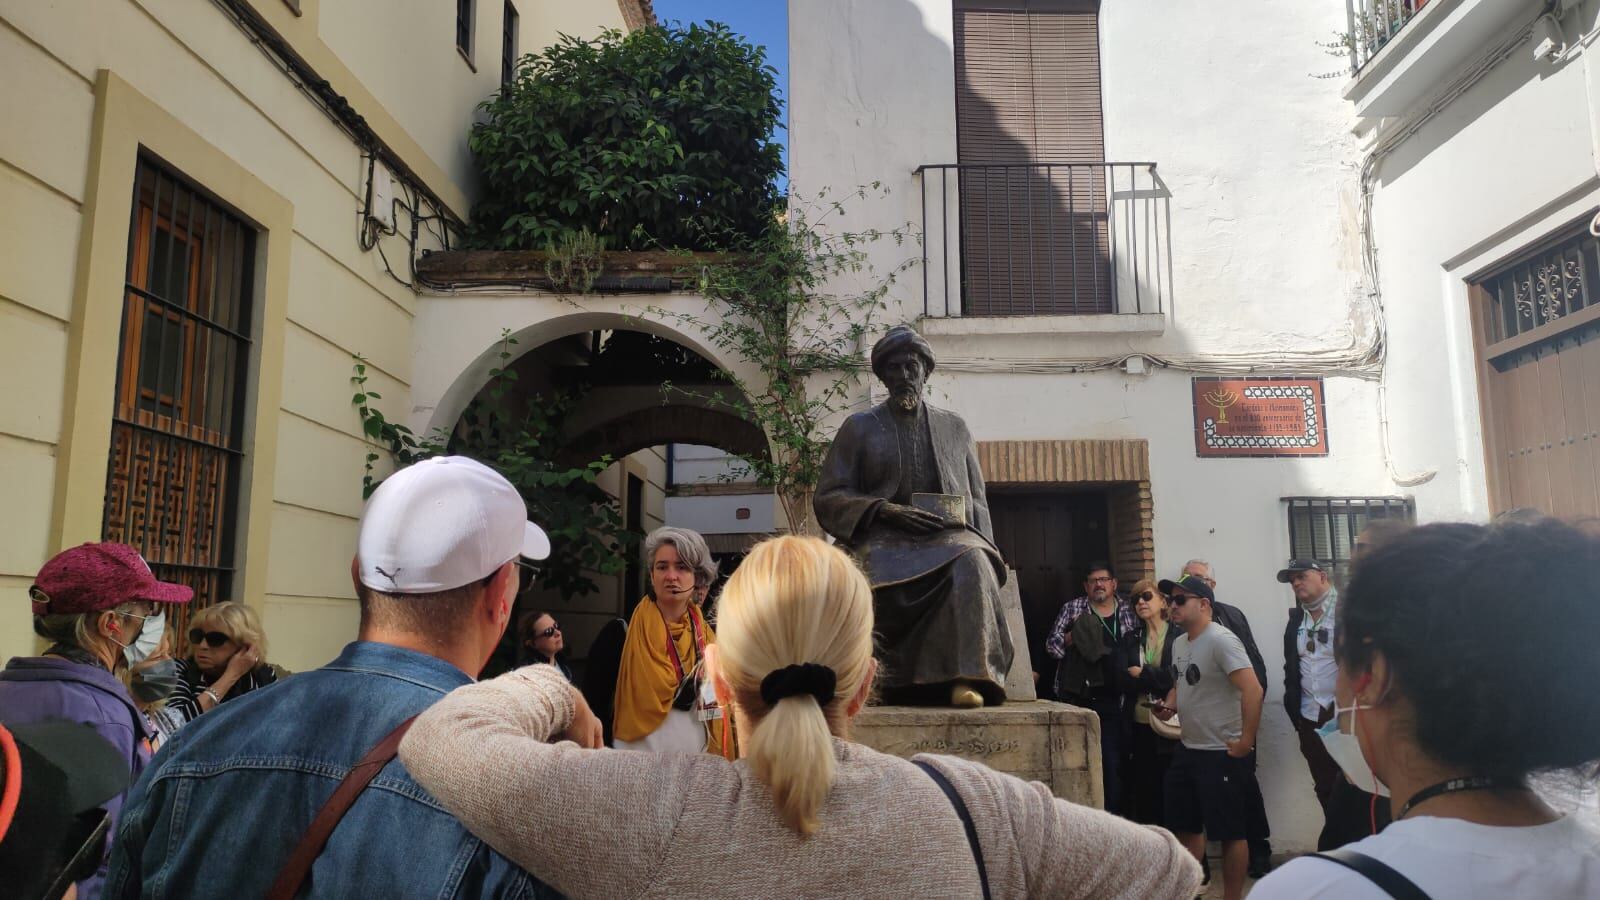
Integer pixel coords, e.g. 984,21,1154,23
211,0,464,290
359,153,460,290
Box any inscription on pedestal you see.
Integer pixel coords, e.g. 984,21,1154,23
852,701,1103,808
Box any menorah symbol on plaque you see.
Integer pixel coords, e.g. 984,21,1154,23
1204,389,1240,424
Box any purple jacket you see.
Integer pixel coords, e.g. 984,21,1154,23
0,655,153,900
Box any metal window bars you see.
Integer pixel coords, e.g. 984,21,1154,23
915,162,1167,319
103,155,255,634
1284,497,1416,590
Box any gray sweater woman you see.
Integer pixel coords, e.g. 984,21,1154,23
400,664,1200,899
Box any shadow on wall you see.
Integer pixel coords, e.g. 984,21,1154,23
901,0,1174,320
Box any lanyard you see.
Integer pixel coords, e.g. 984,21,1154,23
1144,625,1166,666
665,606,706,681
1091,601,1121,641
1397,775,1526,819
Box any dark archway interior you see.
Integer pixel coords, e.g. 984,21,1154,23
458,328,771,683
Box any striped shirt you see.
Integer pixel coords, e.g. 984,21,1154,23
167,658,277,726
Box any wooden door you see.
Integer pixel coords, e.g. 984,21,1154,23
988,489,1110,695
1471,229,1600,518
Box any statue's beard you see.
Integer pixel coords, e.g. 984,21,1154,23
891,387,920,412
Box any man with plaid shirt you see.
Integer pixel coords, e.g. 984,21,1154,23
1046,561,1136,813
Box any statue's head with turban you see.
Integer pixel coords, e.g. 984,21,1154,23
871,326,935,412
870,326,936,380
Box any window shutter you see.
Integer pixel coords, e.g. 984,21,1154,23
954,2,1108,315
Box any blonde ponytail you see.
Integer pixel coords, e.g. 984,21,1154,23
745,693,836,834
716,536,875,835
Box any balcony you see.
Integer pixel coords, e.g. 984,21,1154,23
1342,0,1534,119
1343,0,1431,75
914,162,1169,329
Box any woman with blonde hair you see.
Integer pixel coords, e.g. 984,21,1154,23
1115,578,1181,826
399,536,1200,898
167,600,278,725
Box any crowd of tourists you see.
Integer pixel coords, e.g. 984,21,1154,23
2,454,1598,899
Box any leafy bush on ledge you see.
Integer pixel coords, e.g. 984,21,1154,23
467,22,783,251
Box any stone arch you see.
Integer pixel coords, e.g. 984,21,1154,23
555,406,768,467
409,293,763,438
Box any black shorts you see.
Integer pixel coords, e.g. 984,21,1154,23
1163,746,1255,841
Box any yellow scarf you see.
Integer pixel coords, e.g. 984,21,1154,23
612,597,730,756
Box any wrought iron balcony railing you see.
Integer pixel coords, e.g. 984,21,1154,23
915,161,1168,319
1344,0,1429,74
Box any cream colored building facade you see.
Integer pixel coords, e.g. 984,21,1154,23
0,0,654,671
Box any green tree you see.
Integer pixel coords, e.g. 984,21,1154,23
468,22,783,251
352,335,632,600
646,187,915,534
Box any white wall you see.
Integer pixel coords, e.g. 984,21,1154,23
665,494,776,535
1364,0,1600,522
671,443,760,484
790,0,1407,849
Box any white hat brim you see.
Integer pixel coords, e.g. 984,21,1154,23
522,521,552,561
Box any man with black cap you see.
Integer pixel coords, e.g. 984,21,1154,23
814,325,1013,708
1278,557,1341,810
1154,572,1263,900
108,456,593,899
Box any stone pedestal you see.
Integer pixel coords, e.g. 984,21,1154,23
851,701,1104,808
999,568,1036,702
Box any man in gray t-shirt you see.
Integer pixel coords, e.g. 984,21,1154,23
1172,617,1253,750
1154,573,1265,900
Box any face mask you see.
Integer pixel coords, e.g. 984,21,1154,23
1317,699,1390,797
130,657,180,704
119,611,166,667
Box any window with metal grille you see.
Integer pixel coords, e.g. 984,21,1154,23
104,156,255,632
502,2,518,86
1477,228,1600,348
1284,497,1415,590
457,0,474,61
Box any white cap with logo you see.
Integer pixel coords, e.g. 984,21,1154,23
357,456,551,594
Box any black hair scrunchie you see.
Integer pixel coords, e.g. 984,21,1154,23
759,663,837,707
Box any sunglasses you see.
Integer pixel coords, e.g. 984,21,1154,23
535,625,561,639
1170,593,1193,606
1135,591,1157,602
1305,627,1330,654
188,629,232,649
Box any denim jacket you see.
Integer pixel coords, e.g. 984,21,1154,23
105,642,555,899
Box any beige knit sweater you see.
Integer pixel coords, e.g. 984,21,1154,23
399,664,1201,900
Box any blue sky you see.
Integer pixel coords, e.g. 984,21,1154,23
652,0,789,190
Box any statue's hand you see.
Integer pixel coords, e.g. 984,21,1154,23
879,503,947,535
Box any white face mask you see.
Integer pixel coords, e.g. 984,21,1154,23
1317,699,1390,797
119,610,166,667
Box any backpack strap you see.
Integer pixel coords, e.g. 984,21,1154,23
1311,849,1432,900
913,759,991,900
265,715,417,900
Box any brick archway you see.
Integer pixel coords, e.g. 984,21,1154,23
977,439,1154,583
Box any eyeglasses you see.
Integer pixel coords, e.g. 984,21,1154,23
188,629,231,649
1305,627,1330,654
515,560,542,595
536,625,561,639
1088,576,1115,585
